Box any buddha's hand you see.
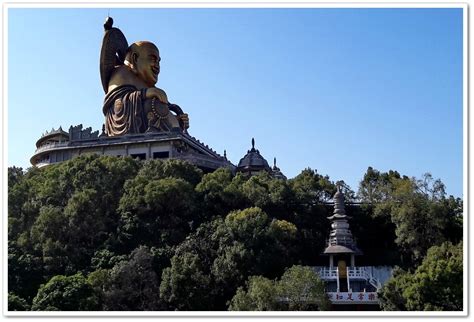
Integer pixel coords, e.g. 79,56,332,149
179,113,190,129
146,87,169,104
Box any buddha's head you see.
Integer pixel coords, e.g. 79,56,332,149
125,41,160,87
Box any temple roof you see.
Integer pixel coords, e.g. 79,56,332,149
236,138,271,173
323,245,356,254
36,126,69,148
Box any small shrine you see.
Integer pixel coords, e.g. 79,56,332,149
313,185,392,310
323,184,362,273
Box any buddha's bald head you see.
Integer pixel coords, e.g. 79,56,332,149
125,41,161,87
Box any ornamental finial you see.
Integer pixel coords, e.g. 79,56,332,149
252,137,255,149
333,183,346,216
104,16,113,31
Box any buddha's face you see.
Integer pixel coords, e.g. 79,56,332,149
135,43,160,87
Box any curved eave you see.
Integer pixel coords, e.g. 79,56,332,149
323,245,357,255
327,214,352,220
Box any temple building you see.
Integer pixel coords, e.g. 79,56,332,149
235,138,286,179
30,124,234,173
313,186,392,310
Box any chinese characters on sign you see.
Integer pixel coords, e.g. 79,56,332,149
327,292,378,303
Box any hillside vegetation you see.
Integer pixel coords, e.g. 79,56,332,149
8,155,462,311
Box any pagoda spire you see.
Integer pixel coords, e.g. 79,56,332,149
333,184,346,217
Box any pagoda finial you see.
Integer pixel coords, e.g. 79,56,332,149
252,137,255,149
274,157,276,167
333,183,346,216
224,149,227,159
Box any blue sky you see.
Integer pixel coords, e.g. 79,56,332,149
7,7,464,198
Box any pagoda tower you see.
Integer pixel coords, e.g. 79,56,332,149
323,184,361,291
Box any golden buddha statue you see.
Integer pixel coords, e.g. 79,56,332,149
100,17,189,136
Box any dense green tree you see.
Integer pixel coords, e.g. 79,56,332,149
377,267,410,311
29,205,70,277
159,219,221,310
195,167,248,217
240,171,296,220
8,244,44,301
440,196,463,244
7,166,29,238
129,158,203,187
31,273,100,311
229,275,279,311
90,249,128,270
379,241,463,311
117,160,202,248
8,293,30,311
8,166,44,241
7,156,463,311
277,265,330,311
8,155,141,300
160,251,214,310
229,265,329,311
101,246,164,311
32,154,140,209
118,177,197,248
160,207,298,310
358,168,462,265
358,167,406,203
382,175,455,263
404,241,463,311
8,166,24,187
289,168,336,207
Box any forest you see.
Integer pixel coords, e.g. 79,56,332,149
7,154,463,311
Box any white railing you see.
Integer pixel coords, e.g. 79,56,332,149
315,266,386,292
313,267,338,280
347,266,382,290
347,266,368,279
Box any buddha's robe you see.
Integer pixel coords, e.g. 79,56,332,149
103,85,147,136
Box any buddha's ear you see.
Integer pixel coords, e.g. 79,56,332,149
131,52,139,65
